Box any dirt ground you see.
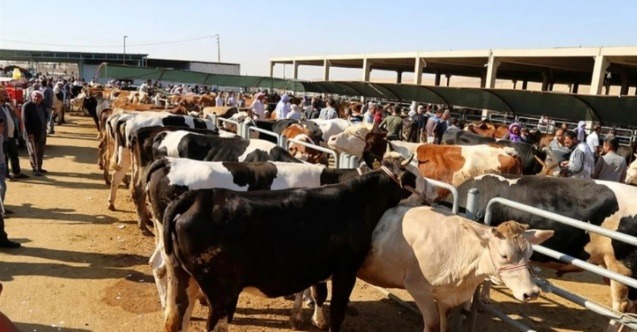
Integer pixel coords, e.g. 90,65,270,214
0,113,619,331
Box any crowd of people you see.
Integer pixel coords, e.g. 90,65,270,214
0,75,67,248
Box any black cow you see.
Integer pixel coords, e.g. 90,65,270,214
82,95,99,131
449,174,637,316
162,158,416,332
442,130,546,174
144,157,378,328
152,130,301,163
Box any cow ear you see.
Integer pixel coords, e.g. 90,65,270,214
524,229,555,245
482,227,501,240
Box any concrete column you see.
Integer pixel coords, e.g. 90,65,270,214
323,59,331,81
292,61,299,79
620,70,630,95
396,71,403,84
484,56,501,88
434,71,441,86
480,70,486,88
269,62,275,77
362,58,372,82
541,71,550,91
590,55,610,95
445,74,451,87
522,80,528,90
413,58,426,85
512,80,517,89
572,83,579,94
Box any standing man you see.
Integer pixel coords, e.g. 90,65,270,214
40,79,55,135
593,137,627,182
559,131,595,179
22,91,48,176
548,127,571,165
0,90,27,180
586,124,602,159
363,103,377,124
318,98,338,120
378,107,403,141
250,92,266,119
425,109,443,144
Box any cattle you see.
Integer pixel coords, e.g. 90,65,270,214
442,130,546,175
161,158,417,332
358,205,553,332
395,144,521,200
465,120,509,138
145,158,394,329
152,130,300,164
627,156,637,185
449,175,637,321
128,126,219,232
281,125,328,165
106,113,216,223
309,118,351,143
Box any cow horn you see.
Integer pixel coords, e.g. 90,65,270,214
534,155,547,168
401,154,415,166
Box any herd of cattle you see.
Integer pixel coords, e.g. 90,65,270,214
69,86,637,331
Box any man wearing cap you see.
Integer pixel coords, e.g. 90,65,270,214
21,91,48,176
250,92,266,119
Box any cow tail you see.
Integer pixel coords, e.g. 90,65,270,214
163,191,196,256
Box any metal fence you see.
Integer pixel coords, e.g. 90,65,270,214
465,196,637,331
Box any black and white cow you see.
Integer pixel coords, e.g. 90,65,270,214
152,130,300,163
162,158,417,332
145,157,383,329
127,126,220,232
106,112,216,218
449,174,637,320
442,129,546,175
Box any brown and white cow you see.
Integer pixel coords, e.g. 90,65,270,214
465,120,509,139
358,205,553,332
281,124,329,165
384,143,522,200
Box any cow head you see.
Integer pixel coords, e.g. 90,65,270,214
379,154,417,197
482,221,554,302
382,151,437,203
288,133,329,166
626,156,637,185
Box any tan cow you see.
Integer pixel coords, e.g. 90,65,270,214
358,205,553,332
466,120,509,139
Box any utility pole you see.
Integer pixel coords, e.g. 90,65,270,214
123,36,128,64
213,34,220,62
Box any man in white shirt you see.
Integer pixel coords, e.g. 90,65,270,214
215,93,224,107
226,91,236,107
274,94,291,119
250,92,266,119
287,105,304,120
586,125,601,158
139,79,152,93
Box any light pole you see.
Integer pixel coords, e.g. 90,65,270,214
123,36,128,64
213,34,220,62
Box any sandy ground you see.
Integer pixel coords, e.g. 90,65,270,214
0,113,621,331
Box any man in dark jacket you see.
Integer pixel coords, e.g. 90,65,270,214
21,91,48,176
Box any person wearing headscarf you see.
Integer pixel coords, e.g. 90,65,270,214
274,94,291,119
577,121,587,142
250,92,266,119
508,123,523,143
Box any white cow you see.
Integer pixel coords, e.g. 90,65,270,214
358,205,554,332
626,155,637,185
308,118,351,145
326,123,374,159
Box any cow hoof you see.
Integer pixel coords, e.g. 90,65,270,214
288,317,304,330
107,203,116,211
313,318,329,330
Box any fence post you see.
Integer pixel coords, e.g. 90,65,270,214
465,188,480,221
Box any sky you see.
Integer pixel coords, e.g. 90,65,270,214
1,0,636,80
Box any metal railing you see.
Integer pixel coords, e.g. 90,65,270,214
471,197,637,331
286,138,340,169
246,125,284,146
